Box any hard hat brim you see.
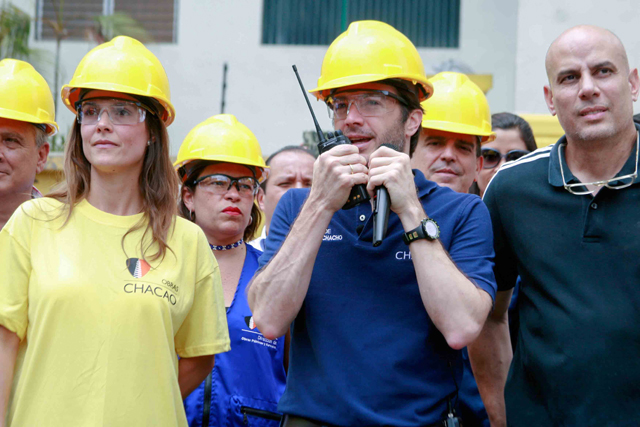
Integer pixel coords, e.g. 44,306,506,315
0,107,58,136
310,74,433,102
61,83,175,127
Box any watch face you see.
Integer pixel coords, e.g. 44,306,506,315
424,219,439,239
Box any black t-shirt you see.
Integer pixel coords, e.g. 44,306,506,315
484,132,640,425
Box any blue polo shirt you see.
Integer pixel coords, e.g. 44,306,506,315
259,170,496,426
484,130,640,425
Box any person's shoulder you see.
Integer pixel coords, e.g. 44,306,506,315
427,182,482,207
172,216,209,245
273,188,309,220
285,188,310,204
246,242,263,259
495,145,552,181
486,145,553,195
17,197,65,220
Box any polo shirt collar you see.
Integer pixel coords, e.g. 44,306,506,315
548,126,640,188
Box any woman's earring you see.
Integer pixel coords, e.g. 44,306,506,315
248,216,253,225
147,140,152,146
189,210,195,221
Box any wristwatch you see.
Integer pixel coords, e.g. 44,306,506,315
402,218,440,245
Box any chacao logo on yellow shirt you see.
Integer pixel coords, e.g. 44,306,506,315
126,258,151,278
123,258,178,305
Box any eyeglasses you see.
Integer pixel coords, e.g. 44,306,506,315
558,138,639,195
326,90,408,120
193,174,258,197
482,148,530,169
75,98,151,125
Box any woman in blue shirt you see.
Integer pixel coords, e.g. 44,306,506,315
176,114,286,426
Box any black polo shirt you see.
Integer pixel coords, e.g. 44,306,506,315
484,127,640,426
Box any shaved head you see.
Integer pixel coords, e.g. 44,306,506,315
546,25,630,82
543,24,639,145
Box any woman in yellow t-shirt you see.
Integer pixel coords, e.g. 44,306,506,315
0,37,230,427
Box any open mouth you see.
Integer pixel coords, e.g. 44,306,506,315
347,136,373,146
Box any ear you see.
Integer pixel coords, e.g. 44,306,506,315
475,152,483,178
256,186,265,211
182,187,196,212
404,108,423,148
629,68,640,102
35,141,50,174
544,85,557,116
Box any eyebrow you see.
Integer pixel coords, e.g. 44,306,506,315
456,139,475,146
0,131,25,141
556,61,618,80
424,136,446,142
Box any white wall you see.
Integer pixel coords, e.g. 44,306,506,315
514,0,640,115
14,0,518,156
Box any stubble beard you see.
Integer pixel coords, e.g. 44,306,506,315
375,120,406,153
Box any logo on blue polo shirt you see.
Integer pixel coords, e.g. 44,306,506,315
323,228,343,241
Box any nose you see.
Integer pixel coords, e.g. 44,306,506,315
439,142,456,162
224,183,242,200
578,74,600,100
96,109,113,131
293,179,305,189
343,100,364,126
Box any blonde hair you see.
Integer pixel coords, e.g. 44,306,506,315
49,102,179,262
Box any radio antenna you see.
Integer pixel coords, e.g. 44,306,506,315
292,65,326,143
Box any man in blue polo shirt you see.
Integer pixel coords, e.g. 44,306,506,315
248,21,496,427
469,25,640,426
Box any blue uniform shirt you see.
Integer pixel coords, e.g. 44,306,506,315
260,170,496,426
185,245,286,426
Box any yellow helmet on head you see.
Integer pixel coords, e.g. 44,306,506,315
421,72,495,143
61,36,175,126
0,59,58,136
174,114,269,183
310,20,433,102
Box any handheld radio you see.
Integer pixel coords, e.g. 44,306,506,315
292,65,370,210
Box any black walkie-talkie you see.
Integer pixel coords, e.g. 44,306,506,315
292,65,370,210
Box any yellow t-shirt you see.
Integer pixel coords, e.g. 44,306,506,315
0,198,230,427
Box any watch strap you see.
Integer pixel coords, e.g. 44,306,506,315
402,218,439,245
402,222,426,245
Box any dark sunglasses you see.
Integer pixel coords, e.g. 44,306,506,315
482,148,530,169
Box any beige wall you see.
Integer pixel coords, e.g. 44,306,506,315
514,0,640,116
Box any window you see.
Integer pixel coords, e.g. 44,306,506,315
36,0,177,43
262,0,460,48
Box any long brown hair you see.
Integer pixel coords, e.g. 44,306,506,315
49,99,179,262
178,160,262,241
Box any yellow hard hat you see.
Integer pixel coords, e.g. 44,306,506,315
174,114,269,183
310,20,433,102
0,59,58,136
61,36,175,126
421,72,495,143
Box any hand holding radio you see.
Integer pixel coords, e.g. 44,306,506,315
309,144,369,213
293,65,371,210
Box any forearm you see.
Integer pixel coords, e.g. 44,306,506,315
468,293,513,427
248,198,334,340
0,326,19,424
400,206,492,349
178,355,215,399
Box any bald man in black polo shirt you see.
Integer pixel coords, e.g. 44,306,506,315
469,25,640,426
